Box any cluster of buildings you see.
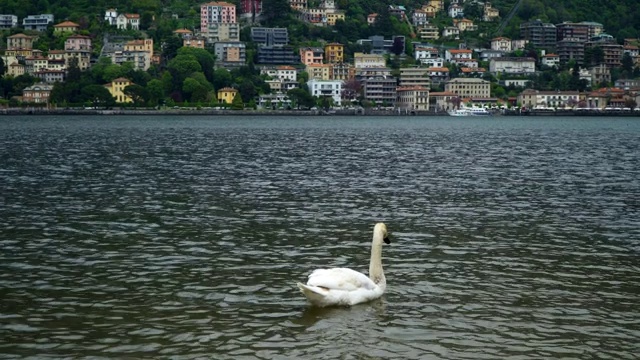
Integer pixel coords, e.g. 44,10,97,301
410,0,499,41
1,11,155,105
2,1,640,111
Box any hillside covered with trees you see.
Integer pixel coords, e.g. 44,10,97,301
1,0,638,44
0,0,638,109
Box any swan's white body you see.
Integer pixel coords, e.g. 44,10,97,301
297,223,390,307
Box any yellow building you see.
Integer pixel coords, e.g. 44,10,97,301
306,63,331,80
5,33,36,58
324,43,344,64
217,87,238,104
53,21,80,34
325,12,345,26
104,77,133,103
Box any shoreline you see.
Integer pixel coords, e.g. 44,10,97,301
1,108,639,117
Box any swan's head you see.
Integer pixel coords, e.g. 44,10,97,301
374,223,391,244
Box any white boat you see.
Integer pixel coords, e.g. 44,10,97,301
448,105,491,116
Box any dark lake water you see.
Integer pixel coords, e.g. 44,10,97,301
1,115,639,359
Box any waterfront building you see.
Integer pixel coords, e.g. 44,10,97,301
396,86,430,111
217,87,239,104
104,78,133,103
307,79,343,106
22,83,54,104
445,77,491,98
361,76,397,106
518,89,582,108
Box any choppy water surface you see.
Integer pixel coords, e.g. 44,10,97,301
1,116,639,359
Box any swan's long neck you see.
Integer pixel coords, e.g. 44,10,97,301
369,231,385,287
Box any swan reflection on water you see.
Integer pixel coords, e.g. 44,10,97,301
294,298,388,329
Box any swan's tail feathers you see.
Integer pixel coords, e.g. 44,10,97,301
297,283,327,305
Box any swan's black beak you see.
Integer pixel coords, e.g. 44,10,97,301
384,236,391,245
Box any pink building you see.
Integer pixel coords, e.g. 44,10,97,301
299,47,324,65
64,34,92,52
201,1,237,33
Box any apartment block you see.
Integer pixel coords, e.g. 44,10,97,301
399,67,431,89
200,1,236,33
251,27,288,46
0,14,18,29
520,19,556,49
23,14,54,31
362,76,398,105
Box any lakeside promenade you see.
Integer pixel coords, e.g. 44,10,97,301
1,107,638,117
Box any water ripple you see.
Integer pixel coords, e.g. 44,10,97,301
0,116,639,359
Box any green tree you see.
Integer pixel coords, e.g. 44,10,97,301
231,91,244,109
390,36,404,56
0,56,5,77
463,2,483,19
182,77,208,102
213,68,233,91
163,36,183,61
287,87,316,109
82,84,115,108
262,0,292,26
372,7,393,37
124,84,149,108
146,79,165,106
167,54,202,91
177,47,215,83
66,57,82,83
621,53,634,75
238,80,256,105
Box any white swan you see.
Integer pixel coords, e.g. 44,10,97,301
297,223,391,307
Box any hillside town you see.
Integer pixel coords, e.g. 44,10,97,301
1,0,640,113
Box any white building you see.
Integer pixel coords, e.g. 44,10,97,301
490,57,536,74
0,14,18,29
445,49,472,62
259,92,292,109
22,14,54,31
412,9,428,26
260,65,298,81
353,52,386,69
518,89,581,108
442,26,460,38
116,13,140,30
413,47,440,64
491,37,512,52
448,5,464,18
105,9,118,25
541,54,560,68
307,79,343,106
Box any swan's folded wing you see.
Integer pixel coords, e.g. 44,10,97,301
307,268,376,291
